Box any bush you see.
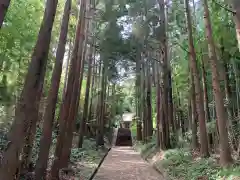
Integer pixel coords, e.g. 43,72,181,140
160,148,240,180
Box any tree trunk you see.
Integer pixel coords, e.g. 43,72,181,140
96,59,107,146
203,0,233,166
201,56,213,148
190,72,199,149
87,59,96,127
58,1,87,168
168,70,175,132
156,58,161,147
185,0,209,157
35,0,71,178
21,93,41,171
232,0,240,52
78,37,94,148
141,59,147,142
136,52,142,141
158,0,171,149
0,0,11,28
50,0,87,178
62,40,72,99
146,59,153,139
0,0,58,179
220,42,238,150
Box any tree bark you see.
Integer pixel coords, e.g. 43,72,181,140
146,59,153,139
185,0,209,157
58,0,87,168
96,59,107,146
78,38,94,148
168,70,175,132
158,0,171,149
232,0,240,52
50,0,87,178
201,56,214,148
0,0,58,179
156,57,161,147
62,40,72,99
136,52,142,141
203,0,233,166
35,0,72,179
190,72,199,149
0,0,11,28
21,92,41,171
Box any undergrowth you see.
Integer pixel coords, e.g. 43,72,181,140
159,148,240,180
133,138,240,180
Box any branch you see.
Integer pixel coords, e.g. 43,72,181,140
212,0,236,15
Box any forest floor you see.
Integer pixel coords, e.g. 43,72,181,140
0,126,110,180
133,140,240,180
93,146,165,180
67,138,109,180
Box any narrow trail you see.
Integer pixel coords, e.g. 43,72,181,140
93,146,165,180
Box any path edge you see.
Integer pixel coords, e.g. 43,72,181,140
88,147,111,180
132,145,172,180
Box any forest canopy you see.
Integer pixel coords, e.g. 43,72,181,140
0,0,240,179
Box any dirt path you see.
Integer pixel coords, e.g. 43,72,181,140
93,146,165,180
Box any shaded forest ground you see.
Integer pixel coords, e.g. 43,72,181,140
132,134,240,180
0,124,109,179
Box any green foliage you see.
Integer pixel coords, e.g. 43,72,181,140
0,0,44,103
70,138,106,162
160,148,240,180
31,127,58,163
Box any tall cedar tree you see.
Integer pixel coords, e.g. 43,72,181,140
158,0,171,149
156,56,162,147
203,0,233,166
78,37,94,147
60,3,88,161
190,71,199,149
146,59,153,139
201,56,213,147
136,53,142,141
0,0,58,179
35,0,72,179
185,0,209,156
50,0,87,177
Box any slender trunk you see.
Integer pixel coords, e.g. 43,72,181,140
78,40,94,148
96,60,107,146
160,85,166,149
220,41,233,119
146,60,153,139
35,0,71,178
0,0,58,179
201,56,213,147
203,0,233,166
156,59,161,147
158,0,170,149
168,70,175,132
136,54,142,141
190,72,199,149
232,0,240,52
0,0,11,28
87,59,96,125
58,2,87,168
50,0,87,178
63,40,72,98
232,60,240,116
185,0,209,156
141,59,147,142
220,43,238,150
